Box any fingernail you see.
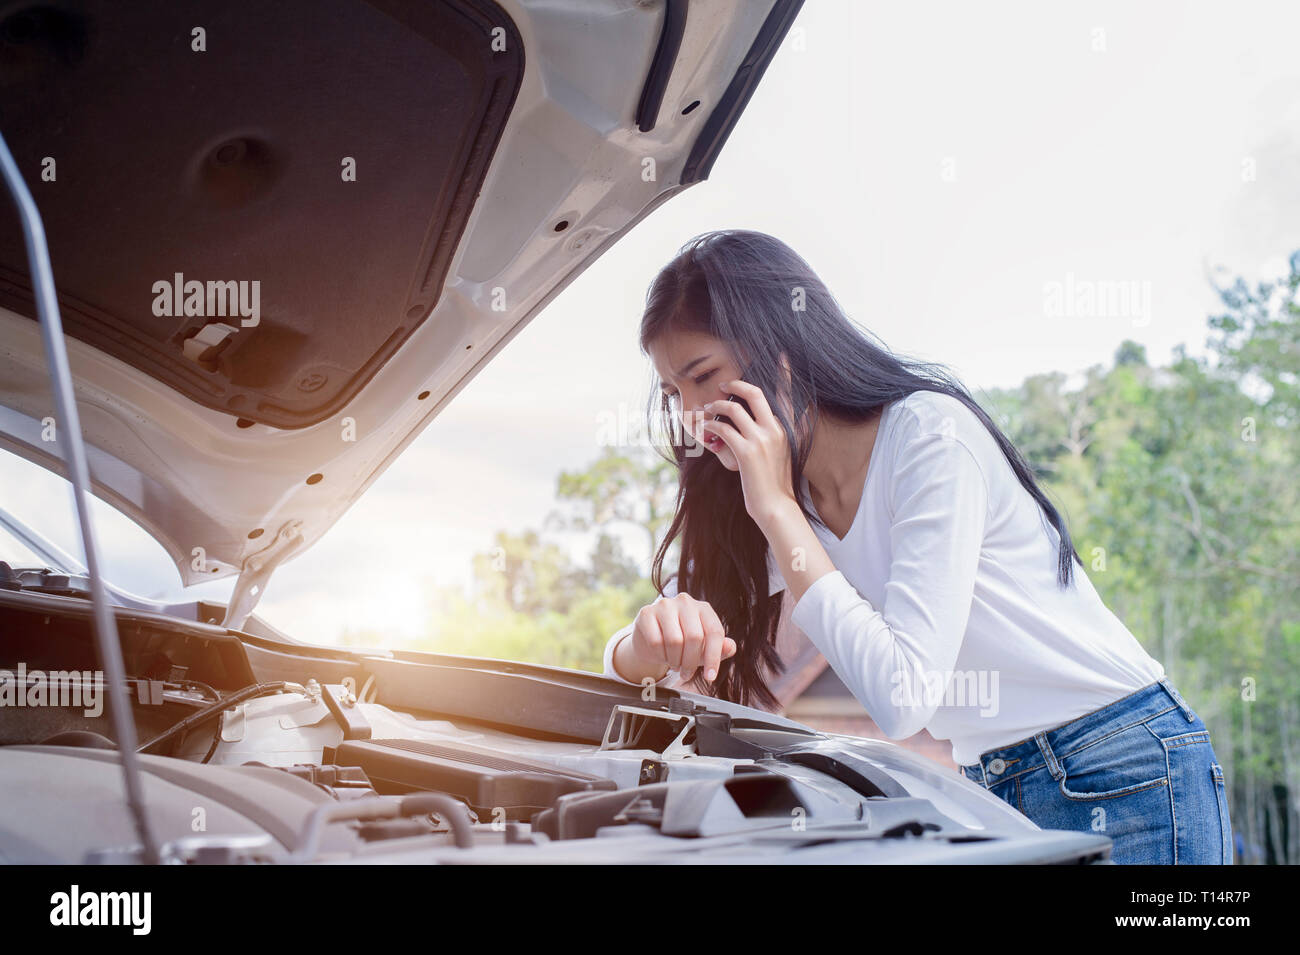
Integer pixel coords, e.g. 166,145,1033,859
706,668,716,681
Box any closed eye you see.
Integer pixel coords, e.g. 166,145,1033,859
662,370,714,400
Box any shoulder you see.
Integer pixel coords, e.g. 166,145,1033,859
890,390,995,453
893,389,974,436
885,390,997,491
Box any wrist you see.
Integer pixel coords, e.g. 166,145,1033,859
615,631,668,682
755,495,802,535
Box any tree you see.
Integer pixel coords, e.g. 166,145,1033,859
547,445,679,562
411,446,675,672
988,255,1300,863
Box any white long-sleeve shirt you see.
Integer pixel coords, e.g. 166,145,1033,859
603,388,1165,765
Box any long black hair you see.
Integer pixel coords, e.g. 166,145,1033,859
641,229,1082,711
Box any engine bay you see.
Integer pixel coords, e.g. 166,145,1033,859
0,587,875,861
0,585,1112,864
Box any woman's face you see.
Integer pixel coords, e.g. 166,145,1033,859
648,328,747,471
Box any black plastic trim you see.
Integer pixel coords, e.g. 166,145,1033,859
321,682,372,741
635,0,688,132
779,748,910,799
681,0,805,183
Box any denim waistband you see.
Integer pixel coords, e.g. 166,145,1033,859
960,678,1196,787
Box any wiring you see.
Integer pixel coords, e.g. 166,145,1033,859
136,681,308,755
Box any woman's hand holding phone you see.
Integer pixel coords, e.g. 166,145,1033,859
699,355,800,531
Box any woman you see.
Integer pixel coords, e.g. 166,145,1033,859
602,229,1233,865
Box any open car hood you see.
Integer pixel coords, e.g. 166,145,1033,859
0,0,801,605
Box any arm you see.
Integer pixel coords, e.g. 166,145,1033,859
767,426,990,739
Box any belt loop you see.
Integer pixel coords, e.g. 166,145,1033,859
1164,680,1190,722
965,759,991,789
1159,678,1196,722
1035,732,1063,781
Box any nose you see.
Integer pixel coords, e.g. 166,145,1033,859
675,401,709,439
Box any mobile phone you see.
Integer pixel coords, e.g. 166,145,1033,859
713,365,754,430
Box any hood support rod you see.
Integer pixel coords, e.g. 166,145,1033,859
0,129,162,863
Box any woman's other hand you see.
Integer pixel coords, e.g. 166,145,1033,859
629,593,736,683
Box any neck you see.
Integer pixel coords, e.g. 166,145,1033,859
802,410,881,508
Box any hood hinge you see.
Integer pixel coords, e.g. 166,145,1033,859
220,519,303,631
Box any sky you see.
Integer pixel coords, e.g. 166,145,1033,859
4,0,1299,647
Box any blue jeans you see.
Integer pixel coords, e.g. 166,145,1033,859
959,678,1233,864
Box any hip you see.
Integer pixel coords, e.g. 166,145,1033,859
959,678,1233,864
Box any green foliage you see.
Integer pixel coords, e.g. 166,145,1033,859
982,263,1300,864
415,580,657,672
366,445,673,674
